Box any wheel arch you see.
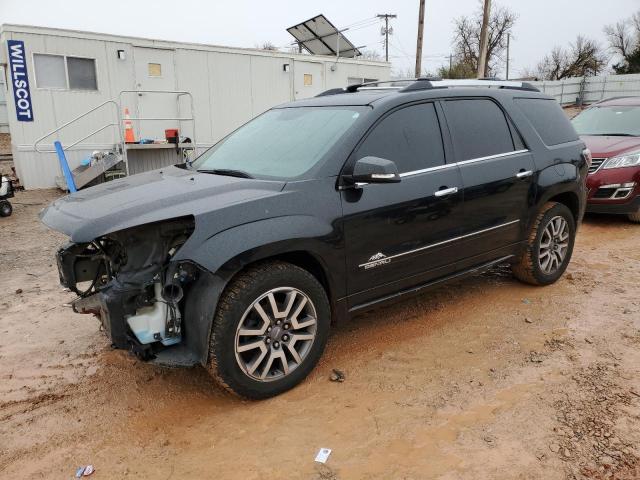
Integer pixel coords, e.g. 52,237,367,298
178,217,345,367
546,191,580,223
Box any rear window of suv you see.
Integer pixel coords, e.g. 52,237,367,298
514,98,578,146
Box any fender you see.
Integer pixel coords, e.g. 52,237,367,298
175,215,343,285
536,163,578,201
532,162,584,227
175,215,345,366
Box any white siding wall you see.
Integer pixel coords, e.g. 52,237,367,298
1,26,390,189
0,67,8,133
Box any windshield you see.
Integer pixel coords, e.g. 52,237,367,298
571,105,640,136
192,106,365,179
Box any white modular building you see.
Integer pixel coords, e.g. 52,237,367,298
0,24,390,189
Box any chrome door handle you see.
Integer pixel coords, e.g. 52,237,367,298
516,170,533,179
434,186,458,197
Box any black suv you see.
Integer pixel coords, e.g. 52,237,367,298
42,79,588,399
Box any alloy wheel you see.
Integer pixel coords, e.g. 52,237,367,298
234,287,317,382
538,215,570,274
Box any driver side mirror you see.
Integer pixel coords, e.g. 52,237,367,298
350,156,401,185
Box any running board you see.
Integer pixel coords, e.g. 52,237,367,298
349,255,514,313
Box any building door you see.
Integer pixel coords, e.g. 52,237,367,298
294,61,324,99
132,47,178,140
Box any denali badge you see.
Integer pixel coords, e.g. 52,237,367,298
362,252,391,270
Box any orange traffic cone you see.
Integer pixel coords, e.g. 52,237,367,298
124,108,136,143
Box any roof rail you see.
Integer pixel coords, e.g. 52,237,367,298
419,79,539,92
315,77,539,97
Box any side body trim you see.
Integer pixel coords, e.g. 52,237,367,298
358,219,520,269
399,149,530,178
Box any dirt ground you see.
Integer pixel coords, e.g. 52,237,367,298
1,189,639,480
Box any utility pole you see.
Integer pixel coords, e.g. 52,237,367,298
377,14,397,62
477,0,491,78
505,32,510,80
415,0,425,77
449,53,452,77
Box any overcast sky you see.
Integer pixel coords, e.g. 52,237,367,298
1,0,638,77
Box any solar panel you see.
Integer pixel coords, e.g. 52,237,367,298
287,14,361,58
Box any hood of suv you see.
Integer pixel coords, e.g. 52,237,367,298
41,165,286,242
581,135,640,159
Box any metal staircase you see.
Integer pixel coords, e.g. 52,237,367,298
33,90,196,191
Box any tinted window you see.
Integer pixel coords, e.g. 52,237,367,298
444,99,515,161
515,98,579,145
356,103,445,173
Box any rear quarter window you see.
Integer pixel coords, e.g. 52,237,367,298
514,98,578,146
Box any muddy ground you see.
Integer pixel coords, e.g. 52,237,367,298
0,189,639,480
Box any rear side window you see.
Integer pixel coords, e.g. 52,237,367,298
443,99,516,161
356,103,445,173
514,98,578,146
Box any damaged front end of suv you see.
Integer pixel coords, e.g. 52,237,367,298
56,217,197,360
39,163,291,369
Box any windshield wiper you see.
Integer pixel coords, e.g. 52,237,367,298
197,168,254,179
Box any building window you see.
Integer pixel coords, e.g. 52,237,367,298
148,63,162,77
303,74,313,86
347,77,378,85
34,54,98,91
67,57,98,90
34,54,67,89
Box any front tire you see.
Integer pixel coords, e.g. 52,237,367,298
628,210,640,223
207,261,330,399
512,202,576,286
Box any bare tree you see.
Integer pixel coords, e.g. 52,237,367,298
604,11,640,74
358,50,383,61
534,36,607,80
256,41,279,51
451,2,517,78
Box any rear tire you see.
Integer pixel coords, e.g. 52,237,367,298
207,261,330,399
512,202,576,286
0,201,12,217
628,210,640,223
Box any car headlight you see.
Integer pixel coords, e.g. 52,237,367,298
603,150,640,169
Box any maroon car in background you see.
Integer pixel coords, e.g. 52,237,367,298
571,97,640,223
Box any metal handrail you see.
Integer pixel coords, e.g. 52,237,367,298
35,123,122,153
32,90,198,180
33,100,121,153
117,90,196,144
117,89,198,170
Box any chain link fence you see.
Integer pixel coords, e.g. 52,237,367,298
530,73,640,106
